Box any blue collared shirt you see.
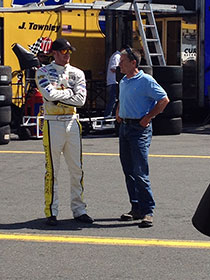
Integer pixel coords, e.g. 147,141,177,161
119,70,167,119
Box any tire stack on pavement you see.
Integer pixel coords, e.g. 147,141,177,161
0,66,12,144
152,65,183,135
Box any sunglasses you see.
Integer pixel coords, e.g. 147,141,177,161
59,49,72,55
125,47,138,64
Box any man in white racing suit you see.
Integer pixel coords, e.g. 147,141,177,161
36,38,94,226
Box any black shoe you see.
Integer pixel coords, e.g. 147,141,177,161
74,214,94,224
120,210,142,221
46,216,57,226
138,215,153,228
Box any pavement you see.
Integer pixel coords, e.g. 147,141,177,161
1,123,210,280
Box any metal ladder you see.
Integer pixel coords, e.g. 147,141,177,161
133,0,166,66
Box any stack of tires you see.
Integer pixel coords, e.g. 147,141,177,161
152,66,183,135
0,66,12,144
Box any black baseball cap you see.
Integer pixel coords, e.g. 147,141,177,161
51,38,76,52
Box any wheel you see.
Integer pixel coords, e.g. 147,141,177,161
0,125,10,145
0,66,12,85
153,66,183,83
152,117,182,135
0,106,11,126
192,184,210,237
0,85,12,106
17,126,31,140
138,65,153,76
160,83,182,101
161,100,183,118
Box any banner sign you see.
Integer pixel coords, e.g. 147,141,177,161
12,0,70,6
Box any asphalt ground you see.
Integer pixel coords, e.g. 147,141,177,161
1,124,210,280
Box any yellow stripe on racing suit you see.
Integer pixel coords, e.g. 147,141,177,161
35,62,87,218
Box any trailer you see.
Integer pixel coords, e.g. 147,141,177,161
0,0,209,139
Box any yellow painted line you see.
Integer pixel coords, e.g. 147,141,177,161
0,233,210,249
83,153,210,159
0,150,210,159
0,150,44,154
149,154,210,159
84,152,118,156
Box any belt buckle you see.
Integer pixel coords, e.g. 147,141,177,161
56,115,72,121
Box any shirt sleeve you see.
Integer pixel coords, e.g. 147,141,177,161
35,67,87,107
36,67,73,101
56,70,87,107
110,53,120,70
146,76,168,101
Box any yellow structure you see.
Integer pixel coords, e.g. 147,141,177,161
1,0,105,80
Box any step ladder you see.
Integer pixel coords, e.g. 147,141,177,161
133,0,166,66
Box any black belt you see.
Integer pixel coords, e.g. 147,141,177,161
122,118,141,124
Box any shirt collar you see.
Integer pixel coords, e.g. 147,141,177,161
122,70,144,81
52,61,70,71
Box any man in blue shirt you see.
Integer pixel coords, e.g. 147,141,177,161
116,47,169,227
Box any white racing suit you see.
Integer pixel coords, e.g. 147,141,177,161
35,62,87,218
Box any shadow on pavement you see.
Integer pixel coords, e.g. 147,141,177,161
0,218,139,231
182,123,210,135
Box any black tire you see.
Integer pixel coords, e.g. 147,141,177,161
0,86,12,106
138,65,153,76
0,125,10,145
17,126,31,140
160,100,183,118
160,83,182,101
0,66,12,85
0,106,11,126
192,184,210,237
153,66,183,83
152,117,182,135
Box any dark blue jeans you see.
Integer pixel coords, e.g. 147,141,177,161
104,84,118,117
119,122,155,216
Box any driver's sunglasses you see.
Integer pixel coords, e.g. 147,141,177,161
60,49,72,55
